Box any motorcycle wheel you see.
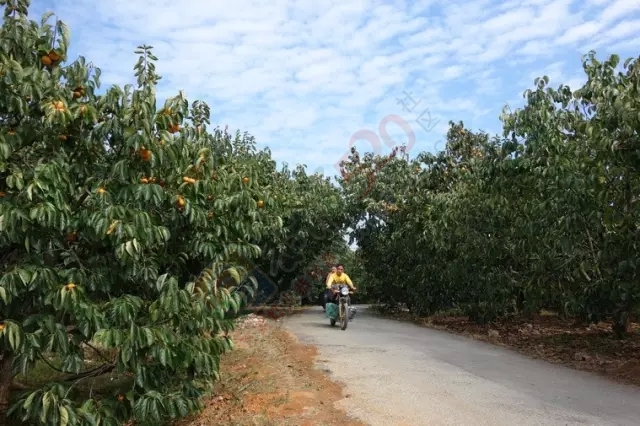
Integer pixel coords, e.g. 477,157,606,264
340,302,348,330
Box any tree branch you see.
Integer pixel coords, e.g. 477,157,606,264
38,353,116,382
62,363,115,383
10,381,30,391
83,341,112,363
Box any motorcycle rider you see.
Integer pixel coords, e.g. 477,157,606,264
324,264,356,306
323,266,337,311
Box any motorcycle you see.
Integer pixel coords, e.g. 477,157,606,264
325,285,356,330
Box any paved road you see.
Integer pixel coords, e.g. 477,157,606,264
282,305,640,426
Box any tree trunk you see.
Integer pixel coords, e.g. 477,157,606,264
0,354,15,426
612,311,630,338
515,288,525,314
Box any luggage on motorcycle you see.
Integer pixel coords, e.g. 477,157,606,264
348,306,357,320
325,302,338,319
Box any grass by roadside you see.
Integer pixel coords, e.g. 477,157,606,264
371,305,640,387
177,310,365,426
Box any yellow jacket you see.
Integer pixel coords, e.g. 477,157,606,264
326,272,355,290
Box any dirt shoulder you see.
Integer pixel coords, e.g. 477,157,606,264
178,311,364,426
373,307,640,388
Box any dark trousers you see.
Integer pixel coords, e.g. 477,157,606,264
323,289,336,309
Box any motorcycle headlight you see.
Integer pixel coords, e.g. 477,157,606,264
340,287,349,296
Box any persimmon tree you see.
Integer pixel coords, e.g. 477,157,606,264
502,52,640,333
0,1,295,424
210,146,350,305
251,164,349,295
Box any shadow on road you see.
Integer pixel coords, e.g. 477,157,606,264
298,321,336,329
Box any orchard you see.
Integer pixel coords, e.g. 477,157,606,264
1,0,639,424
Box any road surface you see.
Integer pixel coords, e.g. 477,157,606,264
282,305,640,426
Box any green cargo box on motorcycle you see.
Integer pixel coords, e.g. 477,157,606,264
325,302,339,319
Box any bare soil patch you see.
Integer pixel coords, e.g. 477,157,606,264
177,312,364,426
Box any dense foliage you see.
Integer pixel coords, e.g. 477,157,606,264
0,1,347,424
341,52,640,336
248,164,350,304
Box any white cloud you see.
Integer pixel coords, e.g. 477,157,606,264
607,37,640,54
441,65,465,80
600,0,640,23
605,19,640,41
557,22,605,45
31,0,640,177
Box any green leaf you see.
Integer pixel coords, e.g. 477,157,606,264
59,405,69,426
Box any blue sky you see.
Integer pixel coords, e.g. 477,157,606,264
32,0,640,179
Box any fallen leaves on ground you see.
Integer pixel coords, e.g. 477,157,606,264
377,308,640,387
244,305,307,321
176,311,364,426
